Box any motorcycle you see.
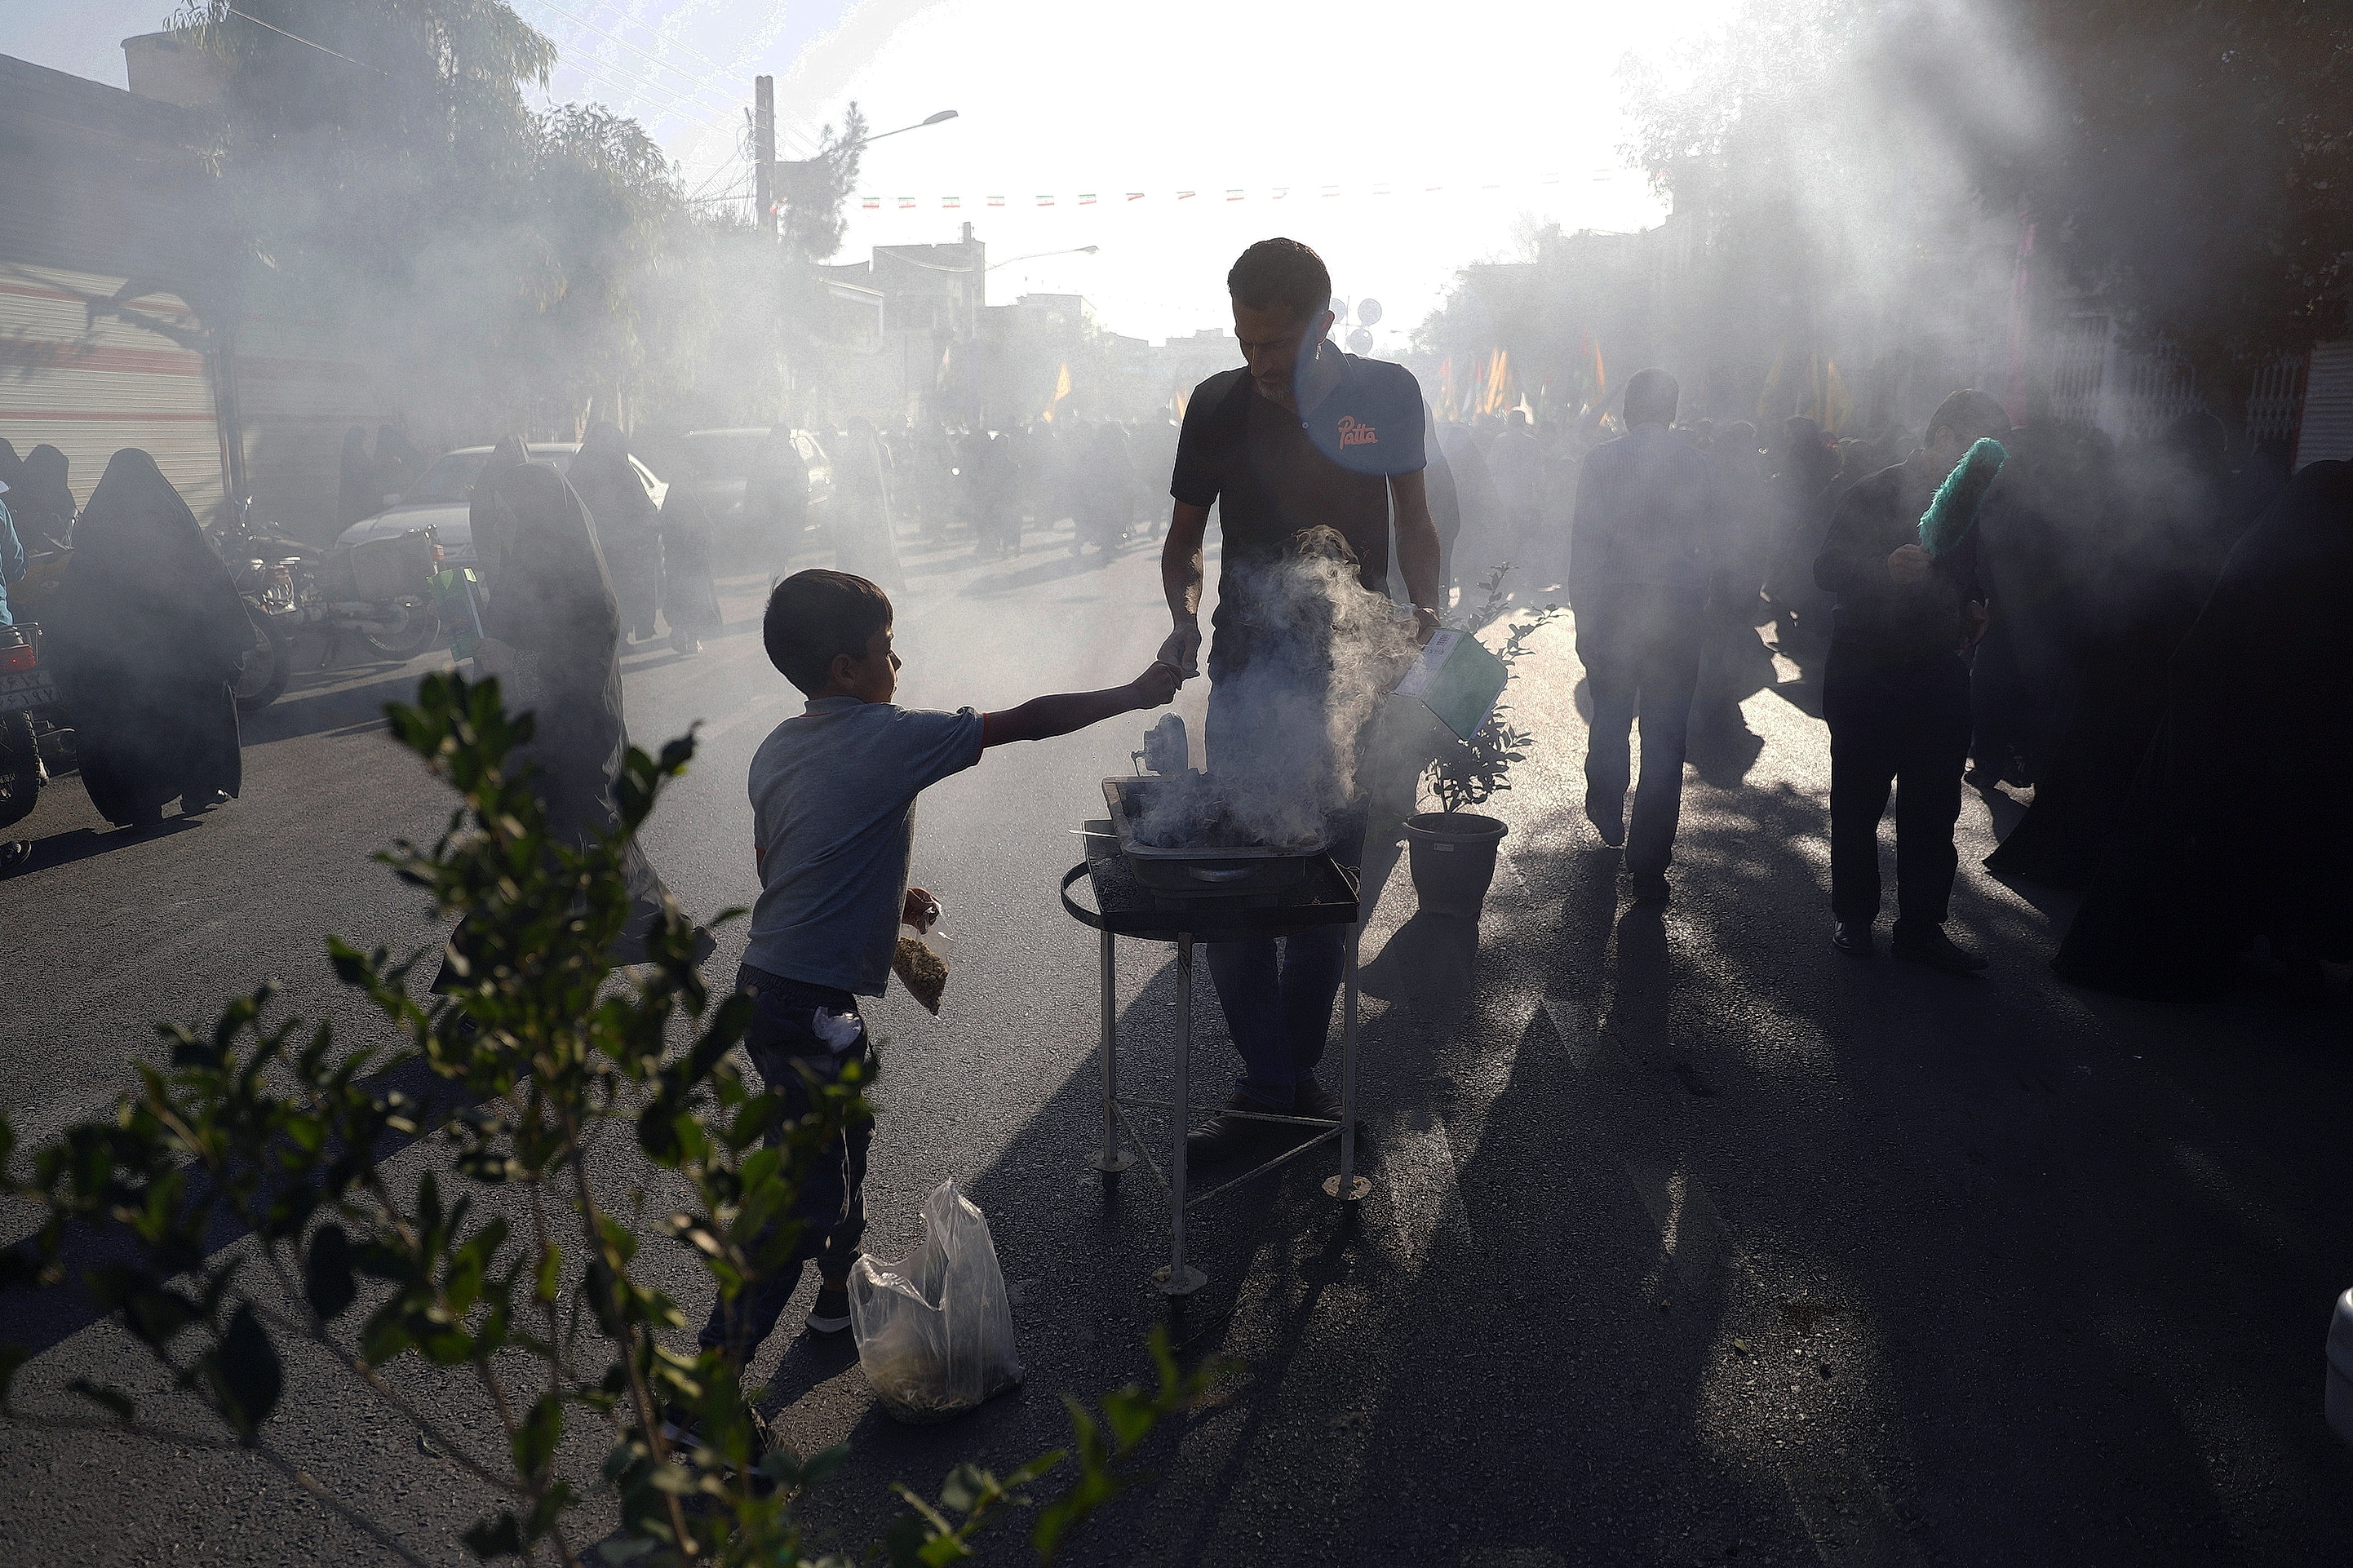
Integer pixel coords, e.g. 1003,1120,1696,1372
213,503,444,709
0,551,71,831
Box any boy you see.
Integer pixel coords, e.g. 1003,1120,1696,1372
700,569,1179,1364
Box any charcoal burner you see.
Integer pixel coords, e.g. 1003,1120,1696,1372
1101,775,1327,894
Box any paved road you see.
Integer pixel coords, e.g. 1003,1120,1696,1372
7,523,2351,1566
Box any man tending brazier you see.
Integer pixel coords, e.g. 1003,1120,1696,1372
1158,238,1444,1159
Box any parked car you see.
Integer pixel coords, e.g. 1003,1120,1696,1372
679,427,832,561
335,443,667,566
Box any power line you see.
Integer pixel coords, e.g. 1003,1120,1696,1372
219,5,386,74
517,0,747,122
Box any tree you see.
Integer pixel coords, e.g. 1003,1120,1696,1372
781,104,870,265
0,671,1225,1566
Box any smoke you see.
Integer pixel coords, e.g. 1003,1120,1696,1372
1132,525,1420,849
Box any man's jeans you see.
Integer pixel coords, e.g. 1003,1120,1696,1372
698,966,874,1359
1576,587,1706,876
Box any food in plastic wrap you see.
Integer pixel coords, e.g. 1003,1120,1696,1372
893,934,947,1014
849,1179,1021,1424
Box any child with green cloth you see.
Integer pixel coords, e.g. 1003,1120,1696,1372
700,569,1180,1365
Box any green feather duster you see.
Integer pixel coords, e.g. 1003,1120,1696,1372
1918,437,2008,556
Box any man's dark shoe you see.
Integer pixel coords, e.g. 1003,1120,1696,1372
1628,870,1669,904
1584,793,1627,848
805,1275,853,1335
1832,919,1875,957
1891,924,1988,973
1185,1093,1281,1162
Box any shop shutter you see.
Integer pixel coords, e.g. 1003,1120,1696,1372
0,262,225,521
2293,342,2353,471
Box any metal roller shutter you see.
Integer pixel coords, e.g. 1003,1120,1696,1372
0,262,226,521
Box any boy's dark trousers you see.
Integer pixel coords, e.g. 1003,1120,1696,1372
698,967,875,1361
1823,648,1973,932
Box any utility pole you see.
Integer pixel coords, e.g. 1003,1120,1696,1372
754,76,776,237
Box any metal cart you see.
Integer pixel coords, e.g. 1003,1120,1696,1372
1060,821,1367,1295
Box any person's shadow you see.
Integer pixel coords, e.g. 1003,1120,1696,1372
0,818,205,879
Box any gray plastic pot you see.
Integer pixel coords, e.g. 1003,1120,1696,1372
1401,812,1508,918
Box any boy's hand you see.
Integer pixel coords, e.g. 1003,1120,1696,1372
1132,661,1183,708
902,887,940,932
1886,543,1933,584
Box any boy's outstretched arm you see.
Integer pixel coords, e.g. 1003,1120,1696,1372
981,661,1181,749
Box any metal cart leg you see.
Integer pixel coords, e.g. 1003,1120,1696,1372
1090,926,1132,1173
1325,920,1371,1203
1156,932,1206,1295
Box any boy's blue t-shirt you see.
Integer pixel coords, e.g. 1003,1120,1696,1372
743,696,984,996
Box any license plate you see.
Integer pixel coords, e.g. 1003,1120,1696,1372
0,667,57,711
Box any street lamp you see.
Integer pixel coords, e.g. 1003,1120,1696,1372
988,245,1099,272
845,108,959,151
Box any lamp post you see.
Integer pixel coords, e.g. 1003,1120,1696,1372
769,109,959,228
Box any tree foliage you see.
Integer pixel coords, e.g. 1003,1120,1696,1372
0,671,1226,1566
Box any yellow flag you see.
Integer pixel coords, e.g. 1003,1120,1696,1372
1053,362,1072,403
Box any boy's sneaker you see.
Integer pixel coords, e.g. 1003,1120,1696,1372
806,1276,853,1335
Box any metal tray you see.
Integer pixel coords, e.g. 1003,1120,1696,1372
1101,777,1325,893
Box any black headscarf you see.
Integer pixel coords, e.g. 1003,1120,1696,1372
569,420,654,537
51,449,249,682
475,450,619,671
15,446,77,551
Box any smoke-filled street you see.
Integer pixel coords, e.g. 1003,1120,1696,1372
7,1,2353,1564
8,533,2353,1564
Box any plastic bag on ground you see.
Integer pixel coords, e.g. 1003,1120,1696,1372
849,1178,1021,1424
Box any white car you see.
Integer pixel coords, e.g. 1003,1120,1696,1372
335,443,667,566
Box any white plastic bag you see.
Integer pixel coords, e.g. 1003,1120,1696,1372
849,1178,1021,1424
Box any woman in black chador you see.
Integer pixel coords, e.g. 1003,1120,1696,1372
48,449,249,826
567,420,662,643
2053,461,2353,999
459,439,684,968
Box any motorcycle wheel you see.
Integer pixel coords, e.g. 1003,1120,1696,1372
362,604,443,660
233,600,293,712
0,711,42,830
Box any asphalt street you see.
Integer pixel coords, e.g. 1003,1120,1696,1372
6,520,2353,1566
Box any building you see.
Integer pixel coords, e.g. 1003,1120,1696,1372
0,45,391,537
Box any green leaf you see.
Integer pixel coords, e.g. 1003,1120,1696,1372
938,1462,990,1515
305,1223,357,1320
534,1242,562,1304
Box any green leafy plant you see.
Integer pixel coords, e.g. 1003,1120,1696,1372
0,671,1224,1566
1422,563,1566,816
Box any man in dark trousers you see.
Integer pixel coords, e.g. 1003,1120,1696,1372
1568,368,1721,901
1159,237,1442,1157
1813,388,2010,971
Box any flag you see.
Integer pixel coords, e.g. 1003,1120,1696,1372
860,195,879,209
1053,362,1072,403
1272,187,1289,200
897,196,915,209
1126,192,1145,202
942,195,960,209
1079,193,1097,205
986,195,1005,206
1225,188,1243,201
1035,194,1054,206
1176,190,1195,200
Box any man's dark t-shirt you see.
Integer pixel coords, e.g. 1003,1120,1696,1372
1169,348,1425,660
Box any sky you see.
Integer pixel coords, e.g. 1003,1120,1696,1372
2,0,1744,347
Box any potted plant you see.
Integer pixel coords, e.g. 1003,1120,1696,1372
1402,565,1563,918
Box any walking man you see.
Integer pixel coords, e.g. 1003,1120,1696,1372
1159,238,1443,1156
1568,368,1722,901
1812,388,2010,971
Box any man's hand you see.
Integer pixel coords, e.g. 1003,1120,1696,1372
1886,543,1933,585
1132,661,1182,708
1412,605,1442,646
1157,620,1203,680
1960,599,1989,646
902,887,940,932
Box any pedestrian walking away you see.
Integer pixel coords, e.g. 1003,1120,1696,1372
569,420,662,643
44,449,247,828
1568,367,1724,901
1812,388,2010,972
